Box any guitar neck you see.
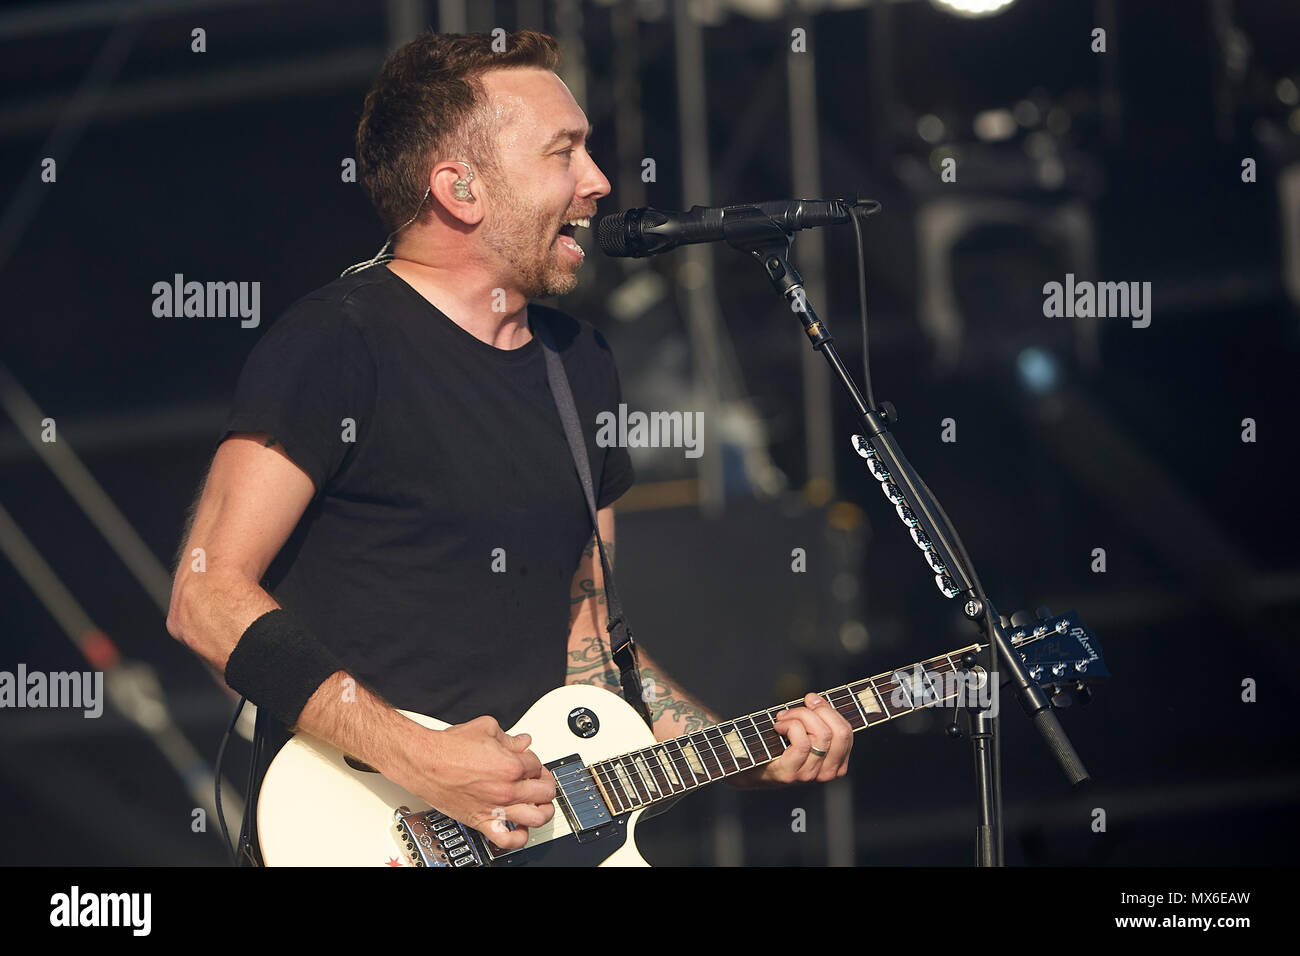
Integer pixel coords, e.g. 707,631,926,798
588,642,987,814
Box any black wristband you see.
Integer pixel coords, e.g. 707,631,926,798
224,608,345,728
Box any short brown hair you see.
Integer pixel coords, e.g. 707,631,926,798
356,29,560,232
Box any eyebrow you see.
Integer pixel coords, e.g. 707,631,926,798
541,123,594,151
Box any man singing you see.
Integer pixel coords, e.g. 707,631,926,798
166,28,851,864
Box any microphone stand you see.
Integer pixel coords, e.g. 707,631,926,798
720,204,1091,866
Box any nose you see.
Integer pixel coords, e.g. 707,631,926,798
582,154,611,203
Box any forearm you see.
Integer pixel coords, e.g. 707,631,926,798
636,649,720,740
168,572,426,781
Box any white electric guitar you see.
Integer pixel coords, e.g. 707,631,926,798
257,613,1105,866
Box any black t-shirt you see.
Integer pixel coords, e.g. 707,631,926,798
219,266,634,729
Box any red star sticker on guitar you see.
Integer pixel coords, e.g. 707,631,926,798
385,857,403,867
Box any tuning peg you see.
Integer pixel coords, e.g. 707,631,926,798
1009,609,1036,628
1075,682,1093,705
1035,606,1053,620
1049,685,1072,708
998,614,1011,628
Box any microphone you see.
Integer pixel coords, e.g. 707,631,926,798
597,199,863,258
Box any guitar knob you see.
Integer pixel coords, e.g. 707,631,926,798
1075,682,1093,705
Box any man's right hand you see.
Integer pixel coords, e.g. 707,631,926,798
394,715,556,851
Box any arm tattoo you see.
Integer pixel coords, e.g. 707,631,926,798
567,640,714,734
570,578,605,607
640,664,713,734
566,634,620,692
572,533,612,606
582,533,614,568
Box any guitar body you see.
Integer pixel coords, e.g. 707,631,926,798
257,684,657,867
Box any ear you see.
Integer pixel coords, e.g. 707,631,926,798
430,161,484,225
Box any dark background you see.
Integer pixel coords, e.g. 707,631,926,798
0,0,1297,866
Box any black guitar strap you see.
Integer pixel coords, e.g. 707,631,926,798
534,311,654,731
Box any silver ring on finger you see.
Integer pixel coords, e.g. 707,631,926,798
810,745,828,757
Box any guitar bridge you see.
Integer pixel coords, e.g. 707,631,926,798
391,806,485,867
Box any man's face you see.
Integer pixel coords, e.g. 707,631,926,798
476,68,610,299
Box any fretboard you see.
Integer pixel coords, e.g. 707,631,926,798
587,643,986,814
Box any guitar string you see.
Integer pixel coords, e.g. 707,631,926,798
581,632,1043,801
574,665,977,811
581,663,966,788
545,635,1059,812
423,634,1070,830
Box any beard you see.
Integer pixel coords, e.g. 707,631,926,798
479,181,583,299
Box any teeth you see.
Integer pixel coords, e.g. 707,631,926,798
564,217,590,228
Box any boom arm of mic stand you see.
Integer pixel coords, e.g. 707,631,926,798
725,223,1091,860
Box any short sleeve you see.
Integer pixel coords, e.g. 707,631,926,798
219,299,376,496
596,337,635,510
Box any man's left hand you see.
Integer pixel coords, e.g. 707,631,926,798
733,692,853,787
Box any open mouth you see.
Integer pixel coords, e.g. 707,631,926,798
556,216,589,259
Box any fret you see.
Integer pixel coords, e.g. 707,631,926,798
837,684,869,730
596,761,629,813
716,722,754,771
731,720,757,765
915,665,946,712
678,736,711,780
746,715,773,761
633,750,665,799
851,680,886,725
653,746,683,791
755,710,788,755
872,676,906,719
705,725,741,775
826,687,862,730
891,670,914,711
924,660,946,705
619,754,653,805
614,759,639,808
942,654,959,701
610,757,641,806
693,729,729,778
826,686,857,728
667,738,701,788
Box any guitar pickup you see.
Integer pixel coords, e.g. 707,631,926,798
544,754,618,844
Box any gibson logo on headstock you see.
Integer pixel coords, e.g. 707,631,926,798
1070,627,1099,662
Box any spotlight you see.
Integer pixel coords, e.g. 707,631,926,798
930,0,1018,17
1015,347,1061,395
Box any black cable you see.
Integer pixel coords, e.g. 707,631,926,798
850,208,877,413
848,205,1002,863
214,695,245,866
